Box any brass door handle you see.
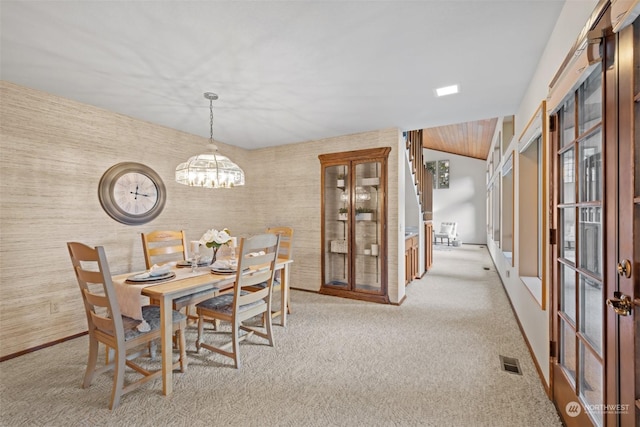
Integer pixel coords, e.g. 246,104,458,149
617,260,631,278
606,292,633,316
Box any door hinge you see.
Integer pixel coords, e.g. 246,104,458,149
550,341,557,358
549,228,557,245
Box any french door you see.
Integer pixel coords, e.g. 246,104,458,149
550,15,638,427
611,17,639,427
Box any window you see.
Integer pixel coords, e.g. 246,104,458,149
501,152,514,265
518,101,546,308
520,136,543,275
437,160,450,189
426,161,437,188
425,160,450,189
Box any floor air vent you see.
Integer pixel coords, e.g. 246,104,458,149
500,355,522,375
483,267,490,271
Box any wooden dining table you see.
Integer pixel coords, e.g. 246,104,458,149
112,257,293,396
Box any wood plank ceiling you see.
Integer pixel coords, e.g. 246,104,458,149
422,118,498,160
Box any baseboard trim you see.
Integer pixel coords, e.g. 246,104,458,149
291,287,404,306
0,331,87,362
490,257,551,398
392,294,407,306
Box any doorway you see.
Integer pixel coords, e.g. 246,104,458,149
549,14,638,427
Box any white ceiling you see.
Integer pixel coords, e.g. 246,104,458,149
1,1,565,150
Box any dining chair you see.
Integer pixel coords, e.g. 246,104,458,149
141,230,216,323
267,226,293,316
141,230,188,268
195,233,280,369
67,242,188,410
246,226,293,324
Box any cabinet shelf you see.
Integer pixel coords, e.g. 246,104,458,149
360,177,379,186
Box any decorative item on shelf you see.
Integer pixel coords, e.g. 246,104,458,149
338,207,348,221
175,92,245,188
355,186,371,201
199,228,233,265
355,207,374,221
371,244,379,256
330,239,348,254
337,174,346,188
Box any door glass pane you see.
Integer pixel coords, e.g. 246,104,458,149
579,130,602,202
579,207,602,278
426,161,436,188
324,164,349,288
354,161,382,293
493,179,500,244
579,343,603,427
561,96,576,147
559,318,577,385
578,63,602,133
579,275,603,355
560,149,575,204
636,95,640,195
560,207,576,263
561,264,576,324
437,159,450,188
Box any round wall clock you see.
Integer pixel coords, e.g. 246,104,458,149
98,162,166,225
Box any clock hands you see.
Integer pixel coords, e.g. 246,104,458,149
129,184,150,200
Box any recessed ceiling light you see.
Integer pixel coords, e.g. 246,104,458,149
435,85,459,97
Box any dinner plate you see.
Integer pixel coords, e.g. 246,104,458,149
176,260,210,268
125,271,176,283
210,267,237,275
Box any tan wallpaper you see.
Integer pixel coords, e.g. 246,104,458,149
0,81,402,358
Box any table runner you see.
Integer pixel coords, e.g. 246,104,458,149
113,266,213,331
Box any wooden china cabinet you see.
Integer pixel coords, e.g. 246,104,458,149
319,147,390,304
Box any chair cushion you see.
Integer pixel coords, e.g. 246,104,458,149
196,291,264,316
173,288,219,306
123,306,186,341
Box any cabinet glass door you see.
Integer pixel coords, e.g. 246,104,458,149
353,160,382,293
323,163,350,289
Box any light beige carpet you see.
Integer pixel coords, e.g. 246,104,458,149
0,245,561,426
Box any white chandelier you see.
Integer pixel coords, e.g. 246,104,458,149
175,92,245,188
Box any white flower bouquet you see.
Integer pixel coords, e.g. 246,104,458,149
199,228,232,249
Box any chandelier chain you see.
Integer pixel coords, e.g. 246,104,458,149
209,98,214,143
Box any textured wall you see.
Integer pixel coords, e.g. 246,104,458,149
0,81,401,358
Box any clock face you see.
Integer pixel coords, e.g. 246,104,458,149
98,163,166,225
113,172,159,215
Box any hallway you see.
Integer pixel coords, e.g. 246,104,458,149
407,243,561,425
